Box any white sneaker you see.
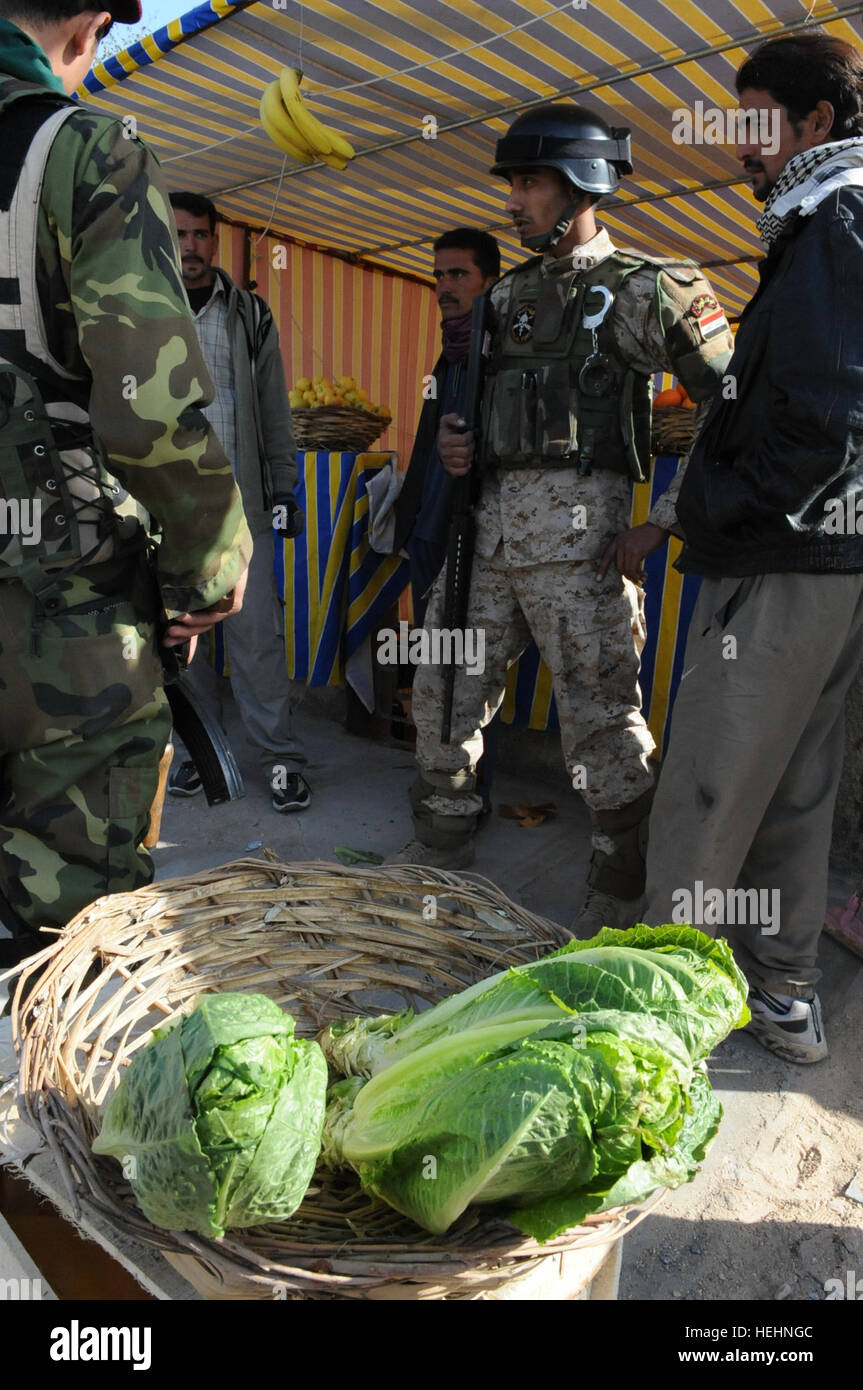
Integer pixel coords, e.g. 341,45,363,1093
746,988,828,1064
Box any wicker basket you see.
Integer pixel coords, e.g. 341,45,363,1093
291,405,390,451
11,858,664,1300
651,404,697,456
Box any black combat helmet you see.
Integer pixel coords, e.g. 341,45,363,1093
491,104,633,194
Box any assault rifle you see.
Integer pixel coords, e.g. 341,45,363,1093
440,291,491,744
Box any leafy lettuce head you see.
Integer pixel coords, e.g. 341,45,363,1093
93,992,327,1239
321,924,750,1078
320,925,749,1239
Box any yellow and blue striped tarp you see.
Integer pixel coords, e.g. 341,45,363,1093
213,451,408,689
84,0,248,94
283,451,408,686
80,1,863,325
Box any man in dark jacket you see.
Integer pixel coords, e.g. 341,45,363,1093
392,228,500,811
640,31,863,1063
394,228,500,624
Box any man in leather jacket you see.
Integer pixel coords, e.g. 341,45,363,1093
639,31,863,1064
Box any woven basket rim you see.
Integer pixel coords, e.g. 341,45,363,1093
290,403,389,451
651,402,697,454
291,404,391,422
10,858,666,1297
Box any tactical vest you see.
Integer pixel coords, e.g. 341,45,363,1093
0,85,132,598
480,252,653,482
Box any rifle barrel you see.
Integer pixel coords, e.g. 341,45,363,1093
439,292,489,745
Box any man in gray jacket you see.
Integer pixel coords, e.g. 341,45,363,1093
168,192,310,811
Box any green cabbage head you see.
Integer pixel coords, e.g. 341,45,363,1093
93,992,327,1239
321,925,749,1240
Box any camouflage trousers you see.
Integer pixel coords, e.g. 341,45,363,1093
412,543,655,816
0,552,171,935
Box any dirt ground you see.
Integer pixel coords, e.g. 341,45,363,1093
620,920,863,1302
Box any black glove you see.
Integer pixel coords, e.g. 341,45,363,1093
272,494,305,538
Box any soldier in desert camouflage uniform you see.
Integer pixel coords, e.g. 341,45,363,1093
0,0,252,960
388,104,734,934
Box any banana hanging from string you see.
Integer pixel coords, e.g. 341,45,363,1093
259,67,356,170
259,80,312,162
279,68,354,167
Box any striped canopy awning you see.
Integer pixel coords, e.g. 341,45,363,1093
82,0,863,316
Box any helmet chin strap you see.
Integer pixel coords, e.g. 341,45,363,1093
521,194,583,253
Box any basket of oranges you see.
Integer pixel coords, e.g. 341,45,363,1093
651,383,697,455
289,375,392,451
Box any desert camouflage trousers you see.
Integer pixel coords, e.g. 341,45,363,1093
412,543,656,815
0,551,171,935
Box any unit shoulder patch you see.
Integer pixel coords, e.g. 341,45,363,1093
510,303,536,343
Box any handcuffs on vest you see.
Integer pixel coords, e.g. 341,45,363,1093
578,284,616,397
576,284,615,477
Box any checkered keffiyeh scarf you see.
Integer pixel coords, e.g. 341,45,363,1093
757,136,863,247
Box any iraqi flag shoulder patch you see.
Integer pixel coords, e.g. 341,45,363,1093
688,293,729,342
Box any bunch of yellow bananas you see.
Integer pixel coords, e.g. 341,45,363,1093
259,67,355,169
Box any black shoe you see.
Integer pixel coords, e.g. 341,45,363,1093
272,773,311,813
168,759,202,797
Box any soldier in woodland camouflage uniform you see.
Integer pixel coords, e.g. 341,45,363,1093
0,0,252,962
388,104,734,934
